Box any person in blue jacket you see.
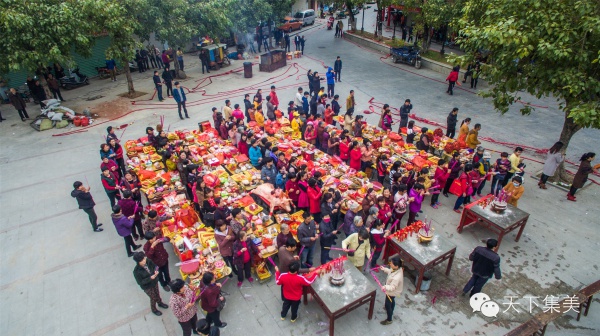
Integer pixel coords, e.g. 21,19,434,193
172,81,189,120
302,92,310,114
248,139,262,168
326,67,336,98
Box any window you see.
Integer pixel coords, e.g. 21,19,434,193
294,12,304,19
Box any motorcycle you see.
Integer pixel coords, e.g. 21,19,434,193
327,16,335,30
390,46,422,69
60,68,89,90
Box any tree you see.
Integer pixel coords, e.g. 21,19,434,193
89,0,145,96
451,0,600,181
403,0,463,51
0,0,98,93
136,0,232,78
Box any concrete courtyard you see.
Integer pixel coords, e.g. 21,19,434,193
1,18,599,336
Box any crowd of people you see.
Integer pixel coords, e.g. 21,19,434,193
67,51,600,335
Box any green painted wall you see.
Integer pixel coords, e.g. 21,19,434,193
3,36,116,89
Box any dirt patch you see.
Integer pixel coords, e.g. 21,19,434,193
88,97,133,120
118,91,148,99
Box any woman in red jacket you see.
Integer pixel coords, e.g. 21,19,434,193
375,195,392,226
285,172,300,207
369,219,390,270
349,141,362,171
446,66,460,95
307,178,322,222
430,159,448,209
453,163,473,213
233,231,258,286
338,136,350,163
237,133,249,156
109,138,126,177
200,272,227,328
304,122,317,145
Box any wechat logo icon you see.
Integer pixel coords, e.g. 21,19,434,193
470,293,499,318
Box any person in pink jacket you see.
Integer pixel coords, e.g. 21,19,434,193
407,183,428,226
453,164,474,212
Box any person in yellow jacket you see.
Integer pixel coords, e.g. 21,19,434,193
290,112,303,139
502,176,524,207
379,256,404,325
346,90,355,112
457,118,471,143
342,228,371,270
466,123,481,149
418,168,432,191
254,106,265,129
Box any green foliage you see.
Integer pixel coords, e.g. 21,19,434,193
452,0,600,131
0,0,98,74
229,0,273,34
403,0,465,51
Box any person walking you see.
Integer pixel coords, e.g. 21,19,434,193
133,252,169,316
275,261,318,322
538,141,564,189
334,56,342,81
446,66,460,95
462,239,501,297
169,279,198,336
106,58,118,81
71,181,103,232
46,74,64,101
336,20,344,37
379,256,404,325
8,87,29,121
505,147,524,186
446,107,459,138
326,67,335,98
200,272,227,328
173,81,189,120
143,231,171,291
153,71,164,102
568,152,597,201
398,99,412,130
111,204,141,257
297,212,318,268
471,64,481,89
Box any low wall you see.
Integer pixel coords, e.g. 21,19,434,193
343,31,465,77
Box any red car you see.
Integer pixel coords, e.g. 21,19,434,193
278,17,303,33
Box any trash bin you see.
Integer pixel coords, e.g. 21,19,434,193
243,62,253,78
417,272,433,291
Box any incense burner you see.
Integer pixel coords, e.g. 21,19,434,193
329,269,346,286
417,228,434,244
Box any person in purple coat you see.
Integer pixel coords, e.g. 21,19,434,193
111,205,141,257
407,184,428,226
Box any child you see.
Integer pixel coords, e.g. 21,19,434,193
376,154,389,184
369,219,390,271
406,120,416,144
430,159,447,209
276,166,287,189
407,183,428,226
392,184,410,231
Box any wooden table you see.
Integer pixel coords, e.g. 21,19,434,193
303,260,376,336
457,195,529,249
383,235,456,294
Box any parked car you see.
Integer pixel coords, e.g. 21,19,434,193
294,9,316,26
278,17,303,33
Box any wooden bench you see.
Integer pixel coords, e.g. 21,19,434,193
505,279,600,336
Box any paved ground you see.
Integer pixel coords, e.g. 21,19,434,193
1,18,599,336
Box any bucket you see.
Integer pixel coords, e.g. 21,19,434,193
417,272,433,291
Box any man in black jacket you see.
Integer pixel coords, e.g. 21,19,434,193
153,71,164,101
334,56,342,82
71,181,103,232
243,93,253,122
446,107,459,138
162,68,173,97
463,239,501,297
133,252,169,316
398,99,412,129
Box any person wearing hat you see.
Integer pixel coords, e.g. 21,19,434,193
172,81,189,120
291,112,303,140
462,239,501,297
132,252,169,316
474,151,492,197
